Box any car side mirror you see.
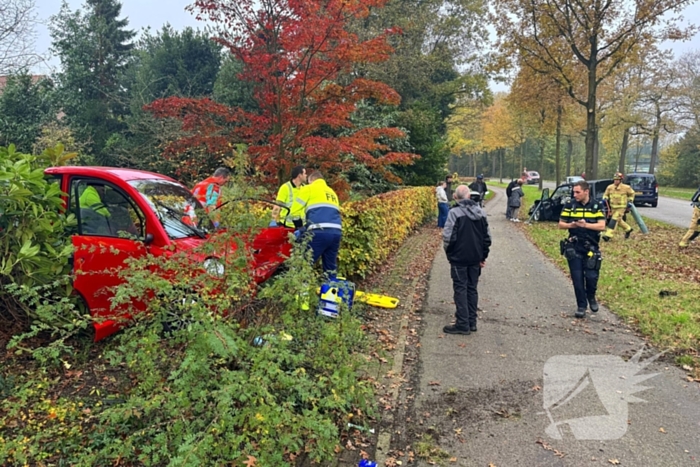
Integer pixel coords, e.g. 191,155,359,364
144,233,154,246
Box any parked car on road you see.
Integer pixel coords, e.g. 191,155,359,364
528,179,613,221
625,173,658,207
526,171,540,184
45,166,293,341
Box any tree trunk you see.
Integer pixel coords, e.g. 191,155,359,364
634,141,642,172
618,127,629,174
555,105,562,186
566,136,572,177
492,149,497,177
499,148,504,183
538,138,545,190
585,44,599,180
649,104,661,174
593,131,600,179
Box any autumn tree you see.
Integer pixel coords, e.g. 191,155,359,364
493,0,694,179
146,0,416,191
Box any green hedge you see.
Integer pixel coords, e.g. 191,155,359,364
339,186,435,278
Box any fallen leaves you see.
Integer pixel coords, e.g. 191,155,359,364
535,439,566,458
608,459,620,465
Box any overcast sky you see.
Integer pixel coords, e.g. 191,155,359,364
33,0,700,91
34,0,203,73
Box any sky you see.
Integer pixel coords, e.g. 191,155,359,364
33,0,204,74
32,0,700,90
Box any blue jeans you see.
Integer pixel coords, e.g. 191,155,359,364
450,264,481,328
438,202,449,227
567,256,599,309
308,228,342,277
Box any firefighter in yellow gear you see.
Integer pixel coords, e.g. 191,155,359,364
602,173,636,241
679,188,700,248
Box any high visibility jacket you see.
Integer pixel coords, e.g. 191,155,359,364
275,181,306,227
603,183,635,209
79,186,110,217
192,176,226,213
560,198,606,246
298,179,341,231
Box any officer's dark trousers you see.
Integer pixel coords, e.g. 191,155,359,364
309,228,342,277
566,256,599,309
450,264,481,328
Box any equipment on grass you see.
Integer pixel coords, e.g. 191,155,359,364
627,203,649,234
355,291,399,309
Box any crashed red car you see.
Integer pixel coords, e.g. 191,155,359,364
45,166,293,341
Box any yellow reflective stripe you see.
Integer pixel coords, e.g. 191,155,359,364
561,209,604,219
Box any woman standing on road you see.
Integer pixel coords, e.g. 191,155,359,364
437,181,449,228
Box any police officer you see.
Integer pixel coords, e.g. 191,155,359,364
679,186,700,248
297,171,342,277
558,181,607,318
270,165,307,228
602,172,635,241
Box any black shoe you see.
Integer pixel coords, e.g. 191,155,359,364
470,324,477,332
443,324,471,335
575,308,586,319
588,296,599,312
625,229,633,239
602,236,611,242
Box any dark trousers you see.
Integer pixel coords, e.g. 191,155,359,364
437,202,449,227
566,256,599,309
506,203,512,218
450,264,481,328
308,229,342,277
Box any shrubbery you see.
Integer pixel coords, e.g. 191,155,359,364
339,186,435,278
0,144,76,325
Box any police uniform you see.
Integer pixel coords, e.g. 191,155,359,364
275,181,305,228
560,198,606,316
602,178,635,240
297,179,342,276
679,188,700,248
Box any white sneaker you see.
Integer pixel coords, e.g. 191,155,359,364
514,219,520,222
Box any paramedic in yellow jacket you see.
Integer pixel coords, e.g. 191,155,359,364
602,173,636,241
270,165,307,228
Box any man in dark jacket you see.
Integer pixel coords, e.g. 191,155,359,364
442,185,492,334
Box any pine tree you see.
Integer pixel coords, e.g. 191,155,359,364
50,0,135,163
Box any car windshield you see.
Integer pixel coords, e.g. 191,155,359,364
551,185,572,202
129,179,213,239
627,176,655,189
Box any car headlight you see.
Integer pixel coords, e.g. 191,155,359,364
203,257,225,277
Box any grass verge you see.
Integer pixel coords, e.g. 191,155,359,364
659,186,696,201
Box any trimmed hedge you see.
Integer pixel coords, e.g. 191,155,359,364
338,186,435,278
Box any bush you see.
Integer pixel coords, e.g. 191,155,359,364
0,144,75,324
339,186,435,278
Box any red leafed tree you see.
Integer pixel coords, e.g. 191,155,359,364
145,0,417,191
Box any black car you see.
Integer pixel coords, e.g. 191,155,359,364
529,179,613,221
625,173,658,207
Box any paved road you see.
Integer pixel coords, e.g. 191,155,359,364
540,180,692,229
400,187,700,466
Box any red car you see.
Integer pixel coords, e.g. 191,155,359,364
45,166,293,341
